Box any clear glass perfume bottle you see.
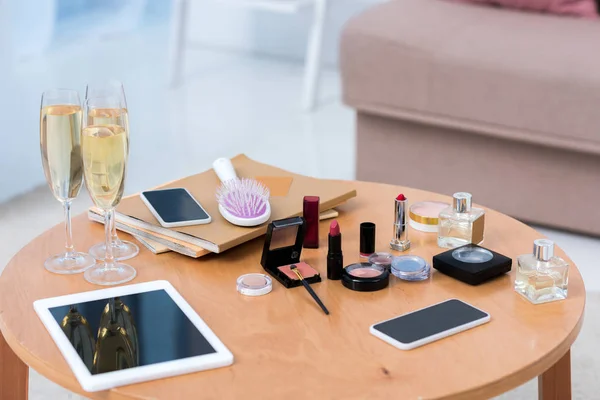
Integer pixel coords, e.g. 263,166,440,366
515,239,569,304
437,192,485,249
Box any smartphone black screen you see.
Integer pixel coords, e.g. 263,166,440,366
372,299,488,345
142,188,209,223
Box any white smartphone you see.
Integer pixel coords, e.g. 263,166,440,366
140,188,211,228
370,299,490,350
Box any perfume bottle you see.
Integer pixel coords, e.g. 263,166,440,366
437,192,485,249
515,239,569,304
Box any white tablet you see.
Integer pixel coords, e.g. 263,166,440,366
34,280,233,392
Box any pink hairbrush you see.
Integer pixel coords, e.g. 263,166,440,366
213,158,271,227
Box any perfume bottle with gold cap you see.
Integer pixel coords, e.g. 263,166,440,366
515,239,569,304
437,192,485,249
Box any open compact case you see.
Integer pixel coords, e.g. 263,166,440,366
261,216,321,288
342,263,390,292
433,244,512,285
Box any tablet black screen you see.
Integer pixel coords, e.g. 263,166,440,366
49,289,216,374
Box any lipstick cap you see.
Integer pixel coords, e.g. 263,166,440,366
303,196,320,248
360,222,376,256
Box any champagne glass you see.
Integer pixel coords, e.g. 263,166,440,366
40,89,95,274
85,80,139,261
82,95,136,285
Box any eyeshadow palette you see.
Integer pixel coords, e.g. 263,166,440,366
34,281,233,392
261,217,321,288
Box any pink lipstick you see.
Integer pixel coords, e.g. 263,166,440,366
327,220,343,280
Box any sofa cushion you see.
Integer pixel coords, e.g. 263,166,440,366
341,0,600,155
457,0,598,19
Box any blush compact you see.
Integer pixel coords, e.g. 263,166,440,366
409,201,449,233
261,216,321,288
236,273,273,297
342,263,389,292
432,244,512,285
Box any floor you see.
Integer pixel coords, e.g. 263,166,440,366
2,16,600,400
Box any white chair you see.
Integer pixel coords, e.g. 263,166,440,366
168,0,328,111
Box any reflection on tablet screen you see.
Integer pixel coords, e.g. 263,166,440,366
49,289,216,375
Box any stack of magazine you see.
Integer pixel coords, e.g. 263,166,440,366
87,154,357,258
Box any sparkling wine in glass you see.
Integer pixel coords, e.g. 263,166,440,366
40,89,95,274
85,80,139,261
82,95,136,286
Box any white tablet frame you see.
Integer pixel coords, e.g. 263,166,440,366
369,299,490,350
34,280,233,392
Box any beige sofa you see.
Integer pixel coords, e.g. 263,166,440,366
340,0,600,235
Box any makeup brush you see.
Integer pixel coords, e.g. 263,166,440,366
213,158,271,227
290,264,330,315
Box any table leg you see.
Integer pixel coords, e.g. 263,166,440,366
538,349,571,400
0,330,28,399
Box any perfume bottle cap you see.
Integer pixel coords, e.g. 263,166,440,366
453,192,472,213
533,239,554,261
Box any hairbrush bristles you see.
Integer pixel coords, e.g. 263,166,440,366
215,178,270,219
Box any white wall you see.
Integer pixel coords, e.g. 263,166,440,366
0,0,381,203
186,0,382,66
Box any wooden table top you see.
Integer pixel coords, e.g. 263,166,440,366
0,181,585,399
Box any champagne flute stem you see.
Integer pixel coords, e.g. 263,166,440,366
63,200,75,257
104,208,116,267
110,219,121,246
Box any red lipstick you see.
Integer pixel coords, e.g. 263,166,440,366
327,220,343,280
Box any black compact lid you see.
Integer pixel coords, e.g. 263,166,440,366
260,217,307,284
360,222,376,255
432,244,512,286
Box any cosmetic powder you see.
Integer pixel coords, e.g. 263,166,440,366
278,262,319,281
409,201,449,233
433,244,512,285
342,263,389,292
452,247,494,264
391,255,431,281
368,252,394,270
237,273,273,296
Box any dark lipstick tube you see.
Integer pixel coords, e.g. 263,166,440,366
303,196,320,248
327,220,343,280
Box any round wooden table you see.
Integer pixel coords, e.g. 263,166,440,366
0,181,585,399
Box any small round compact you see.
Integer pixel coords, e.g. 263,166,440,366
342,263,389,292
391,255,431,281
236,273,273,296
368,252,394,270
409,201,449,233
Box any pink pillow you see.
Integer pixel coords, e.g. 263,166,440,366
457,0,598,18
